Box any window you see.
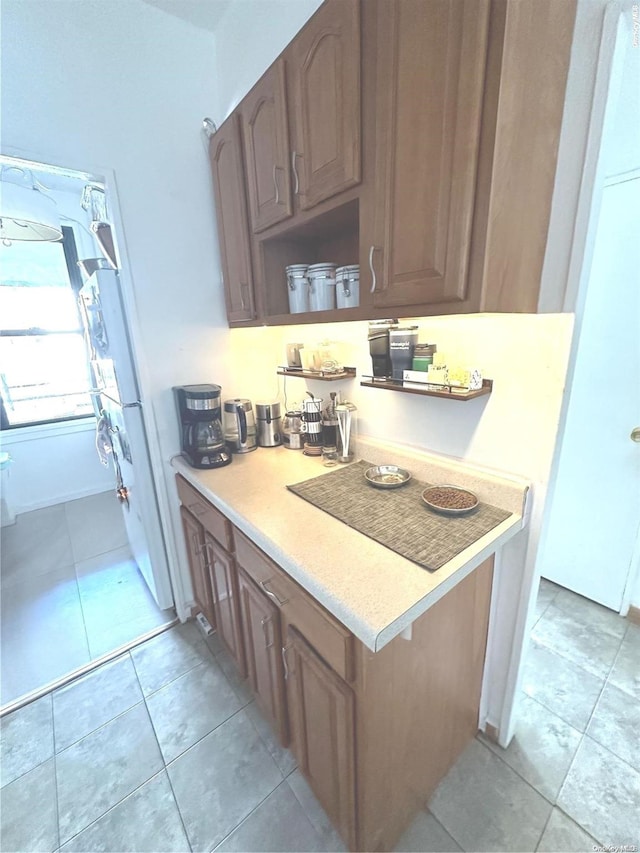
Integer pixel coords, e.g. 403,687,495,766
0,226,94,428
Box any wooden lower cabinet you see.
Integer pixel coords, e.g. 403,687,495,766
180,506,215,629
237,567,288,745
286,627,357,851
205,533,246,678
178,478,494,852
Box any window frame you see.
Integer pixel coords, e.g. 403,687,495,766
0,225,95,430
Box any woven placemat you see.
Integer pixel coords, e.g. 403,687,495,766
287,460,512,572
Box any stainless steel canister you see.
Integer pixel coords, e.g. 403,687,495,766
255,401,282,447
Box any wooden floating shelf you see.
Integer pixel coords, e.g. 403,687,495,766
359,377,493,401
277,366,357,382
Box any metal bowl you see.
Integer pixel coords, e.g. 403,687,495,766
364,465,412,489
421,484,479,515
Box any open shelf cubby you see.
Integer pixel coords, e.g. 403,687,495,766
260,198,359,318
359,378,493,401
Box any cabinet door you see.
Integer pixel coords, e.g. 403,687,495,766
286,627,356,850
290,0,361,210
209,115,256,322
206,533,246,677
370,0,489,309
237,568,288,745
180,507,215,629
241,60,293,233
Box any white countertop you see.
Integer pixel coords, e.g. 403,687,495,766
172,437,530,652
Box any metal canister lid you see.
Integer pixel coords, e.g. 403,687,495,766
255,401,281,419
223,398,253,412
307,263,337,273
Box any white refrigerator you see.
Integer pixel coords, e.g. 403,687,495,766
79,269,173,610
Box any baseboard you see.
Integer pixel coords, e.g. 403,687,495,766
483,722,500,744
14,485,113,516
627,605,640,626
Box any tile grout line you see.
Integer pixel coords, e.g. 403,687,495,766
522,691,584,737
54,698,147,757
426,808,464,852
527,599,621,847
51,694,61,853
70,559,93,665
533,805,554,853
530,630,624,685
208,776,299,853
132,650,194,853
243,701,296,780
471,736,558,810
56,648,171,849
56,766,170,851
128,620,220,701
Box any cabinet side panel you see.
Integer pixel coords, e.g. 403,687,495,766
355,558,494,852
480,0,577,312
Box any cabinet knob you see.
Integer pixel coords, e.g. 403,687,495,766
631,427,640,443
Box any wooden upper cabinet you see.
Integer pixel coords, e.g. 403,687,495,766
286,626,357,851
241,60,293,233
209,115,256,322
290,0,361,211
369,0,490,310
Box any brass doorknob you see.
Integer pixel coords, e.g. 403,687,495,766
631,428,640,443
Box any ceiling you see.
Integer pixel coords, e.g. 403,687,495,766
141,0,231,32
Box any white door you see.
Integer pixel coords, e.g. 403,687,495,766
541,173,640,609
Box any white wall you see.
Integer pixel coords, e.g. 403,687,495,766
212,0,323,122
1,0,229,462
0,419,113,515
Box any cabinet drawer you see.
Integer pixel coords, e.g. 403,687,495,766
235,529,354,682
176,475,233,552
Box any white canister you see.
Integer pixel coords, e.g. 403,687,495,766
307,263,336,312
336,265,360,309
286,265,309,314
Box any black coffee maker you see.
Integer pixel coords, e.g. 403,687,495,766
174,384,232,469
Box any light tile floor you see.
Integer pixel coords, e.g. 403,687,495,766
0,581,638,852
0,492,174,707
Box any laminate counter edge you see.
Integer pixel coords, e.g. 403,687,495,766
172,442,529,652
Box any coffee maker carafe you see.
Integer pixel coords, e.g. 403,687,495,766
223,399,258,453
174,384,232,469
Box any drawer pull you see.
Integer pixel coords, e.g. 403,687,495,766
261,615,274,649
260,579,289,607
369,245,381,293
281,643,293,679
292,151,300,195
189,502,207,517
